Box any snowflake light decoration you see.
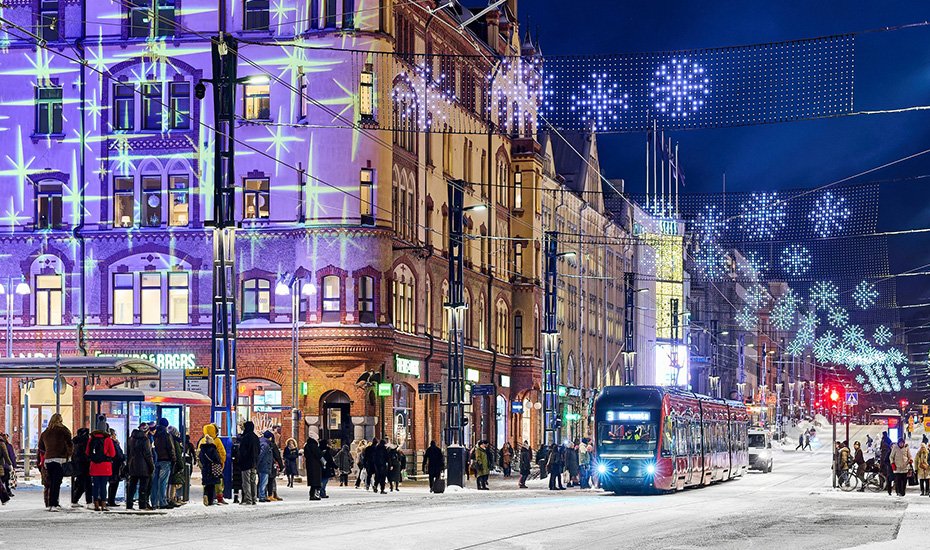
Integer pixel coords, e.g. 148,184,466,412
785,339,805,357
855,374,865,384
780,244,812,276
813,331,837,361
649,58,709,118
738,252,769,280
739,193,786,240
863,383,873,392
873,325,892,346
886,349,906,365
735,308,758,331
827,306,848,328
842,325,866,349
693,243,728,280
809,281,839,311
904,380,913,390
570,73,629,132
852,281,878,310
799,311,819,333
771,290,798,331
744,284,769,310
809,191,851,237
900,366,910,377
693,204,727,243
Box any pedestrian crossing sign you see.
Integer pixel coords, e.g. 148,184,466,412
845,392,858,406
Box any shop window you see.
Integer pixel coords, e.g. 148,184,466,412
140,272,161,324
322,275,340,322
168,82,190,130
244,0,270,31
392,383,411,450
36,182,63,229
244,178,270,219
244,84,270,120
236,379,282,425
141,176,161,226
113,84,134,131
35,86,63,135
168,175,189,226
242,278,271,318
35,274,63,326
168,271,189,324
358,275,374,324
113,273,134,325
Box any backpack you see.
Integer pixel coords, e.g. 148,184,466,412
89,436,110,463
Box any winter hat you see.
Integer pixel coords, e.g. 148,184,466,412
243,421,255,433
203,434,214,445
158,417,169,427
95,418,109,432
263,430,274,439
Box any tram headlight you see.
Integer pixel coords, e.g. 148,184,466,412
645,463,656,475
620,465,630,474
597,463,607,474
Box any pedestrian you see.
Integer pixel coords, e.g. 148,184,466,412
795,433,804,451
0,432,10,505
169,427,187,506
853,441,866,492
373,438,388,494
303,435,323,501
70,427,92,508
37,412,72,511
335,444,353,486
106,429,125,508
889,437,912,496
500,442,514,477
268,432,284,501
923,434,929,445
230,435,243,503
579,438,592,489
0,432,14,499
566,441,580,487
547,443,564,490
197,424,228,505
198,434,222,506
880,432,893,495
518,440,532,488
151,417,176,509
536,443,549,478
423,441,444,492
236,421,260,505
866,434,874,451
319,438,337,498
257,431,273,502
86,418,116,511
475,440,490,490
354,440,369,489
126,428,154,510
388,443,405,492
915,442,930,496
803,432,812,451
283,438,300,488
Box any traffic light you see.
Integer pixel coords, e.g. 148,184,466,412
829,388,840,403
900,399,909,410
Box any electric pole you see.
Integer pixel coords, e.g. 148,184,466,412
543,231,561,445
445,179,467,487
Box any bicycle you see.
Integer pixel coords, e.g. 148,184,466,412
837,467,859,492
862,469,886,493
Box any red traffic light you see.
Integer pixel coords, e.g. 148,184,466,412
900,399,909,409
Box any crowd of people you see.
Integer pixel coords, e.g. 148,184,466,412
463,438,597,491
833,431,930,497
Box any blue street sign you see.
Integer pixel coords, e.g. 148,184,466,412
418,383,442,395
471,384,496,396
511,402,524,414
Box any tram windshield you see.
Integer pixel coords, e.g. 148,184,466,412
597,421,658,454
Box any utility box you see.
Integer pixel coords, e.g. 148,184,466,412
446,445,465,488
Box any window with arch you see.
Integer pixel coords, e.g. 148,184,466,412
440,280,450,340
463,288,472,345
393,382,412,450
392,265,415,333
566,354,576,387
358,275,375,324
496,299,509,354
391,170,416,242
425,276,433,336
35,273,63,326
513,311,523,356
392,81,417,153
322,275,341,322
477,294,486,349
242,278,271,319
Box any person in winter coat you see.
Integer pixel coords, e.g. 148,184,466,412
536,444,549,478
354,440,369,489
319,439,337,498
889,438,912,496
363,439,379,490
257,432,273,502
151,418,176,509
565,442,580,487
518,441,532,489
547,444,565,491
126,429,155,510
199,435,223,506
499,442,514,477
852,441,866,492
372,439,389,494
0,432,14,499
303,436,323,501
70,427,92,507
168,427,185,506
198,424,228,504
474,441,490,490
0,434,10,505
230,436,243,503
334,444,353,486
106,429,125,507
38,412,72,511
915,442,930,496
283,438,300,488
86,418,116,511
579,438,593,489
268,434,284,501
423,441,444,492
880,432,893,495
237,421,260,505
387,444,406,492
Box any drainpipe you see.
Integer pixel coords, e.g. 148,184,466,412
74,3,88,359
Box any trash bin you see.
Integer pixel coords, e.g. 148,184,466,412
447,445,465,488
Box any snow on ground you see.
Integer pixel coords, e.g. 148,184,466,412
1,429,926,550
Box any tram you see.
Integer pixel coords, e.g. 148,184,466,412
594,385,749,494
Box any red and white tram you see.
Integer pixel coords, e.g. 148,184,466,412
594,386,749,494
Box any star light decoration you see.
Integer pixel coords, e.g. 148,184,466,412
809,191,851,237
739,192,786,240
852,280,878,310
873,325,892,346
570,73,629,132
780,244,812,276
649,57,709,118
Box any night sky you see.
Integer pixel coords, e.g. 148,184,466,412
524,1,930,384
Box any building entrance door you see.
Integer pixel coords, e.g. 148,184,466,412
321,391,352,449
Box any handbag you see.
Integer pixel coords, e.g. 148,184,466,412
211,461,224,478
61,461,74,477
907,467,918,487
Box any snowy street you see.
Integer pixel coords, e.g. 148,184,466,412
2,427,927,549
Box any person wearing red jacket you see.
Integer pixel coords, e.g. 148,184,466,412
86,418,116,511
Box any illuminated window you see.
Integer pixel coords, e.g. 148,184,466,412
140,272,161,325
244,84,270,120
142,83,162,130
358,275,374,323
244,0,270,31
141,176,161,227
243,178,270,219
35,86,62,135
322,275,341,320
35,274,62,326
513,171,523,209
168,271,189,324
36,182,63,229
38,0,59,41
168,82,190,130
113,177,134,227
360,168,374,225
242,278,270,318
342,0,355,28
392,265,415,333
168,175,189,226
496,299,509,354
113,84,134,131
359,65,374,120
113,273,134,325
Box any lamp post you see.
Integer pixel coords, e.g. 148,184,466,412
2,276,30,437
275,276,315,443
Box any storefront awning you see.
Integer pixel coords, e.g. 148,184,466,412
84,388,211,406
0,356,159,378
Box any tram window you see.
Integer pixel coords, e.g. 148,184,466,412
598,420,657,453
662,415,675,457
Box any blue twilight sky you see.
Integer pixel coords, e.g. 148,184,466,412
522,1,930,360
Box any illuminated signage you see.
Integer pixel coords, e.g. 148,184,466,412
394,355,421,377
94,351,197,370
465,368,480,383
377,383,392,397
606,411,651,422
499,375,511,388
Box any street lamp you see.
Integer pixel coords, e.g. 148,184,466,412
2,276,30,437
